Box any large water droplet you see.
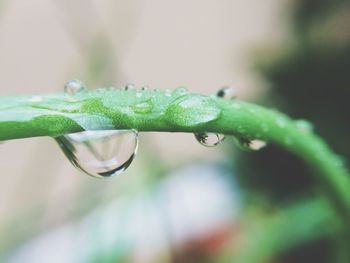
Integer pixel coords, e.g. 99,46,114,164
64,80,87,95
194,132,225,147
166,94,221,128
56,130,138,178
130,100,153,114
217,86,236,99
235,137,267,151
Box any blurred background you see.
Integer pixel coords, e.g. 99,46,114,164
0,0,349,262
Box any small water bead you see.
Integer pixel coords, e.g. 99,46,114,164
164,89,172,97
235,138,267,151
295,119,313,133
130,100,154,114
194,132,225,147
56,130,138,178
64,80,87,95
216,86,237,99
173,86,188,95
141,86,149,91
125,84,136,91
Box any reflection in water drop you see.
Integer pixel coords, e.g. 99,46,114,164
235,138,267,151
194,132,225,147
56,130,138,178
64,80,87,95
194,86,236,147
217,86,236,99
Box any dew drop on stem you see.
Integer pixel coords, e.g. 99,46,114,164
216,86,236,99
56,130,138,178
194,86,235,147
173,86,188,95
64,80,87,95
125,84,136,91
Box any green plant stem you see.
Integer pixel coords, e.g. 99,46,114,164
0,90,349,219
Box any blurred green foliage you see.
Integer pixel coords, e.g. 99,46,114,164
236,0,350,261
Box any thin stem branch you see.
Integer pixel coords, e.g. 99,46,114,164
0,89,349,220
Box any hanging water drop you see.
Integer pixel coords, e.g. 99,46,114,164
64,79,87,95
217,86,236,99
194,132,225,147
235,137,267,151
56,130,138,178
141,85,149,91
125,84,136,91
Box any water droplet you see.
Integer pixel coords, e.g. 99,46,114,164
153,88,160,92
194,132,225,147
130,100,153,114
295,119,313,133
141,86,149,91
125,84,136,91
165,89,172,97
166,94,221,128
217,86,236,99
235,137,267,151
64,80,87,95
173,86,188,95
56,130,138,178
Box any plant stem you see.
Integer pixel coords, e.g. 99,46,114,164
0,89,349,219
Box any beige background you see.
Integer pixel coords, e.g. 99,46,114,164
0,0,290,245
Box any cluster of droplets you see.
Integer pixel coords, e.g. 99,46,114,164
59,81,271,178
193,86,236,147
57,80,139,179
192,86,268,151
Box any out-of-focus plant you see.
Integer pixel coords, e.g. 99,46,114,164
236,0,350,261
